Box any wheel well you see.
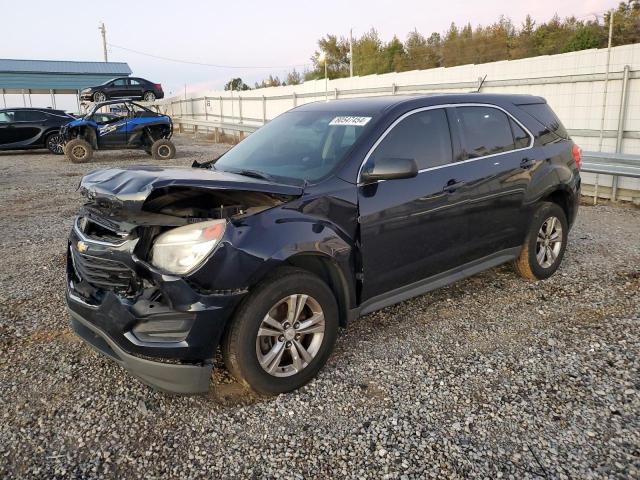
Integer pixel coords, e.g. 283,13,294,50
543,189,571,222
285,255,354,327
145,125,171,144
69,126,97,149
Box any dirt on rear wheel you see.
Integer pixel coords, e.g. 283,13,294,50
151,139,176,160
64,139,93,163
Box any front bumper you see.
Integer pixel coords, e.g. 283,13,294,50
68,307,212,394
66,218,247,393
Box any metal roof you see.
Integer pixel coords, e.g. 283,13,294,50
0,59,131,75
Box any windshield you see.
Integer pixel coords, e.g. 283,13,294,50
214,111,373,184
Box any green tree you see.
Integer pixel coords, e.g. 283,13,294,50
563,22,604,52
353,28,386,75
305,34,350,80
383,35,407,72
224,78,250,91
286,69,303,85
511,15,538,59
254,75,282,89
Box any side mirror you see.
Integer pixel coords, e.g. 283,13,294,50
360,157,418,183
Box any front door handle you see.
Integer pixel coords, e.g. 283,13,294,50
520,157,535,169
443,179,466,193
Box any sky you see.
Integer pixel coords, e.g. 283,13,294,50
1,0,620,96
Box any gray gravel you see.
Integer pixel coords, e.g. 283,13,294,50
1,135,639,479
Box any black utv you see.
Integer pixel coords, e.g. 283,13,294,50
60,99,175,163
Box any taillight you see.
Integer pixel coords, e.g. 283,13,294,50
572,144,582,170
155,83,163,91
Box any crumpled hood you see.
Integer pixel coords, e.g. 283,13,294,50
79,166,303,209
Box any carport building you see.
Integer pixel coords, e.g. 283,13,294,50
0,59,132,109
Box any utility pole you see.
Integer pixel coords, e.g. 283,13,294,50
349,29,354,77
99,22,108,62
595,9,615,204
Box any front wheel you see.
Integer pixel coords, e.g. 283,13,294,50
64,138,93,163
223,267,339,395
150,139,175,160
93,91,107,103
45,132,64,155
513,202,568,280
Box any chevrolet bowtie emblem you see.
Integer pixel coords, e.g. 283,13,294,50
77,241,88,253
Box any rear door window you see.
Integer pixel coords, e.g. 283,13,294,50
510,119,531,149
456,106,515,158
14,110,46,122
370,108,452,170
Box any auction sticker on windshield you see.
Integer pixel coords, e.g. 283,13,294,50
329,116,372,127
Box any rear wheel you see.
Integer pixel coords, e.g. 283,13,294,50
143,91,156,102
223,267,339,395
513,202,568,280
150,139,175,160
64,138,93,163
93,91,107,103
45,132,64,155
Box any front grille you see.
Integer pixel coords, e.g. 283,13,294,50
70,247,138,292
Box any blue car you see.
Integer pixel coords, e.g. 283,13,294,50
60,99,175,163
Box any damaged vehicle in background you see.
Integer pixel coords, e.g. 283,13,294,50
66,94,581,395
60,99,175,163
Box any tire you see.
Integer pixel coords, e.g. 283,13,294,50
513,202,568,280
45,132,64,155
93,91,107,103
64,138,93,163
223,267,339,395
150,139,176,160
143,91,156,102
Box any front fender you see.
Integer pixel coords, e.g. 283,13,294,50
187,212,357,294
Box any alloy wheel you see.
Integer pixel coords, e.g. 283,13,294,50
47,134,64,154
536,216,563,268
144,92,156,102
255,294,325,377
94,92,106,102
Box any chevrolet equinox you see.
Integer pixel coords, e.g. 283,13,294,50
66,94,581,395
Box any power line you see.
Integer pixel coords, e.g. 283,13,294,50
107,43,311,70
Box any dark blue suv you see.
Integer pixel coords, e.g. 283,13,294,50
66,94,581,395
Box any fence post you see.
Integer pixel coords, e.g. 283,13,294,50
334,88,338,100
50,89,56,108
219,96,223,122
292,92,297,107
262,96,267,124
238,96,243,124
204,96,209,122
391,83,397,95
612,64,631,202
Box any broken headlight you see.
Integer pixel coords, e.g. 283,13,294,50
150,220,226,275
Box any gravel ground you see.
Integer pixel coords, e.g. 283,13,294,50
1,135,639,479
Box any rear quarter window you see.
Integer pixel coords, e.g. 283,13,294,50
519,103,569,140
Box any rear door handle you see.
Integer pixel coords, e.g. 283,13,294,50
443,180,466,193
520,157,535,169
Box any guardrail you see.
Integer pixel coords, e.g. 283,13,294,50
582,151,640,202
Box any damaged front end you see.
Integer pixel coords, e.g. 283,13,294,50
66,166,301,393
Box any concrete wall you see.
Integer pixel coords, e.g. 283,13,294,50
158,44,640,201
